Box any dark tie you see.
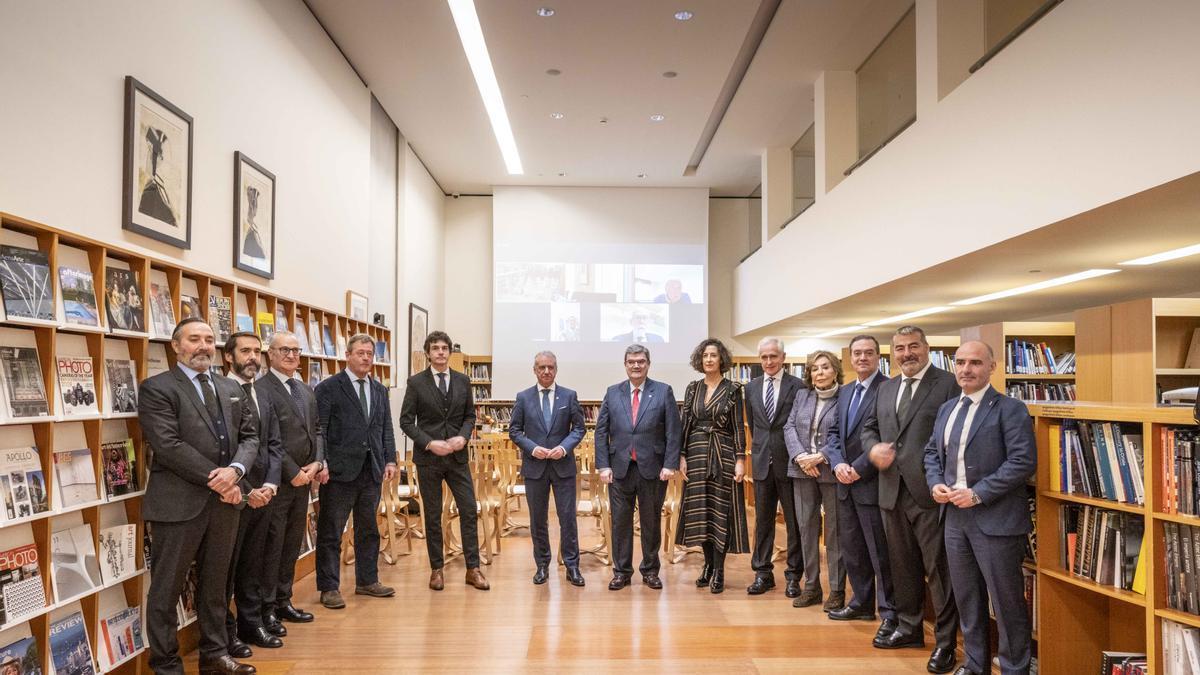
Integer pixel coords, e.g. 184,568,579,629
197,373,230,464
286,379,308,425
437,372,448,396
541,388,552,428
897,377,915,420
944,396,974,484
357,378,369,419
630,387,640,462
764,376,776,420
848,382,864,427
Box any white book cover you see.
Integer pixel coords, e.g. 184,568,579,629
100,605,144,668
50,523,102,600
97,524,137,584
53,448,98,508
0,446,49,521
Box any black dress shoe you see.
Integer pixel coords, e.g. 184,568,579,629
264,616,286,638
608,574,630,591
872,630,925,650
643,574,663,590
926,647,956,674
951,667,979,675
827,605,876,621
276,604,314,623
199,654,256,675
226,636,252,659
784,579,801,598
875,619,899,640
709,570,725,594
566,567,585,587
238,626,282,649
533,566,549,585
695,564,712,587
746,575,775,595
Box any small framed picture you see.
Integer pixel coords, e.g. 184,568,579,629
233,152,276,279
122,76,192,249
347,291,368,322
409,303,428,376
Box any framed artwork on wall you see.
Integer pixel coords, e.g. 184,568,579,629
122,76,193,249
409,303,428,376
233,152,276,279
347,291,368,322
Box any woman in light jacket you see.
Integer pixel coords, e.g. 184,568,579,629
783,350,847,611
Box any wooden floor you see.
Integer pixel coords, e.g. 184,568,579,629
188,509,941,673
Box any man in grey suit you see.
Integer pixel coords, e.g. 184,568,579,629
863,325,961,674
925,341,1036,675
746,337,806,597
595,344,682,591
139,317,258,675
509,351,587,586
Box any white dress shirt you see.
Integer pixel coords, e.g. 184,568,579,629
629,381,644,413
345,368,372,417
762,371,783,409
536,383,556,411
943,386,990,489
230,372,276,492
894,360,934,412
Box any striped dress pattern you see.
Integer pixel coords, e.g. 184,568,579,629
675,378,750,553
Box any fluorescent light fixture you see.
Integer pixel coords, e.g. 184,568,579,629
1119,242,1200,266
550,112,564,119
864,306,951,327
812,325,868,338
650,113,666,122
536,6,555,17
951,269,1120,306
674,10,694,21
447,0,524,174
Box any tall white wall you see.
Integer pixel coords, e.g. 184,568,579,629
443,196,492,354
401,144,446,344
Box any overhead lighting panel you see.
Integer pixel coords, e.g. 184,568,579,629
863,306,951,327
1119,242,1200,266
950,269,1120,306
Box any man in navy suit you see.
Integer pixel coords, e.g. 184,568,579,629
509,351,587,586
314,333,397,608
925,341,1035,675
595,344,682,590
825,335,896,642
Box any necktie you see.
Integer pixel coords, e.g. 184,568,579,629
945,396,974,484
286,379,308,425
541,388,552,428
897,377,915,420
847,383,864,428
765,377,776,420
357,378,369,419
197,373,229,464
438,372,448,396
630,387,640,461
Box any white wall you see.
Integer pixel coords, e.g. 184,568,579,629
401,144,445,346
708,198,756,355
368,96,397,341
0,0,372,312
443,196,492,353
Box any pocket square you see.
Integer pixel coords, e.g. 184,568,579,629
230,396,241,402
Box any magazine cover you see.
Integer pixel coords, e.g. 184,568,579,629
255,311,275,343
294,323,311,354
147,282,175,339
208,295,232,343
100,440,137,499
97,524,136,585
49,610,95,675
56,357,98,416
307,319,322,356
274,307,289,333
0,346,49,419
0,245,54,322
178,294,202,321
176,563,198,626
103,359,138,414
145,344,169,378
322,327,335,356
102,268,143,333
0,635,42,675
0,543,45,626
59,267,100,328
308,361,321,387
0,446,49,521
49,524,102,601
99,606,143,667
52,449,97,508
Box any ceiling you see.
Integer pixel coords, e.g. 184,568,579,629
305,0,912,196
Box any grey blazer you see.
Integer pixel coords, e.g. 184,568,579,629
783,387,841,482
745,372,805,481
256,373,324,482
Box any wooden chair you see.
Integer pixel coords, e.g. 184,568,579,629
495,440,528,538
442,440,499,565
376,473,413,565
567,439,611,566
397,459,425,540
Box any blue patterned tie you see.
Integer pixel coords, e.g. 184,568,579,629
541,389,552,428
945,396,974,483
764,376,776,420
848,383,864,428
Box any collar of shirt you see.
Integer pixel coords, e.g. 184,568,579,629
907,360,934,383
176,362,205,382
628,380,644,394
856,371,879,389
271,367,301,385
538,383,556,396
961,386,989,406
344,368,371,384
429,366,450,382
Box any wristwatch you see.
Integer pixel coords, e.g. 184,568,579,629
970,491,981,505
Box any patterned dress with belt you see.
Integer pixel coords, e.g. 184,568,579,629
676,378,750,553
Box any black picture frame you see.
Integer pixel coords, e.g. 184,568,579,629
122,76,193,249
233,151,277,279
408,303,428,377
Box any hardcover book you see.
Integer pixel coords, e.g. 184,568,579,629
56,356,98,416
99,606,144,668
49,610,96,675
256,311,275,343
49,523,102,601
53,448,97,508
97,524,137,584
275,307,289,333
145,344,169,378
0,543,45,626
147,282,176,339
307,319,322,356
100,440,138,499
104,359,138,414
322,327,335,356
208,294,232,343
0,635,42,674
0,245,54,321
294,323,311,354
308,361,321,387
0,446,49,521
0,346,49,419
59,266,100,327
103,268,144,333
178,294,202,321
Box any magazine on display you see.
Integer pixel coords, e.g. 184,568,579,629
49,610,96,675
103,268,144,333
59,266,100,328
0,635,42,674
99,606,144,667
104,359,139,414
97,524,137,584
179,294,202,322
0,245,54,322
53,448,97,508
100,440,138,499
0,446,49,521
0,543,45,626
56,356,98,416
0,346,49,419
49,523,102,601
209,294,232,343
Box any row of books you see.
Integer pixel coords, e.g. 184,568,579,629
1051,420,1145,506
1006,381,1077,402
471,386,491,400
1005,339,1076,375
724,362,817,384
1162,426,1200,516
1164,522,1200,616
1057,504,1145,592
468,364,490,380
1100,651,1147,674
1162,619,1200,674
927,349,954,372
0,604,144,674
2,441,138,523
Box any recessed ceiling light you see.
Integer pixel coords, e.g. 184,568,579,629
599,117,608,125
636,173,646,179
545,68,561,76
1119,242,1200,266
950,269,1120,306
863,306,951,327
557,172,567,177
650,113,665,122
550,112,564,119
447,0,523,174
662,71,678,78
536,7,555,17
674,10,693,21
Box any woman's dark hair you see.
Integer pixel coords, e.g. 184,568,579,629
689,338,733,374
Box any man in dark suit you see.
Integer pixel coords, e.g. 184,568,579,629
595,344,682,591
138,317,258,675
220,332,284,656
745,337,806,597
399,330,490,591
925,341,1036,675
825,335,896,642
863,325,961,674
315,333,397,607
257,332,324,628
509,351,587,586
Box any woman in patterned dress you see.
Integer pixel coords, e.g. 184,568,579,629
676,338,750,593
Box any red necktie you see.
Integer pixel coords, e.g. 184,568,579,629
631,387,640,461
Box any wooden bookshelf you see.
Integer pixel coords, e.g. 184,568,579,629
460,353,492,401
1075,298,1200,403
725,355,806,385
0,211,392,673
960,321,1075,402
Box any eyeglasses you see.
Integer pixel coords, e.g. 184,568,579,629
274,347,301,356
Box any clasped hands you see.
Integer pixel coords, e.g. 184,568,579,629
532,445,567,460
931,483,978,508
208,466,242,504
289,461,329,488
793,452,825,478
833,463,861,484
428,436,467,457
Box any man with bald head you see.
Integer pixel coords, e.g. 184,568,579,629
924,341,1036,675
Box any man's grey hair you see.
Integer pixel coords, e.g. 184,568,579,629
269,330,298,349
757,336,785,353
893,325,928,344
347,333,375,352
533,350,557,364
624,344,651,361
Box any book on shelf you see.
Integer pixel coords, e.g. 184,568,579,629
0,245,54,322
145,343,169,378
99,606,144,668
178,293,202,322
103,267,144,333
59,266,100,328
1005,339,1075,375
335,332,347,355
469,363,489,380
56,356,98,416
294,323,311,354
1007,381,1076,402
1054,420,1145,505
50,523,102,600
0,635,41,673
49,610,96,675
0,543,46,626
1162,618,1200,675
1163,521,1200,615
321,327,335,357
307,361,321,387
255,311,275,343
100,439,138,499
53,448,97,508
147,281,176,339
177,562,198,625
1024,484,1037,562
928,350,954,371
375,340,390,363
307,319,322,355
471,386,490,400
0,345,49,419
0,446,49,521
275,307,289,333
208,294,232,343
1057,504,1144,592
104,359,138,414
235,313,253,333
1162,426,1199,516
97,524,137,584
1100,651,1147,675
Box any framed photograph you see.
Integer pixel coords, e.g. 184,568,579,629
122,76,192,249
408,303,428,376
347,291,368,322
233,152,276,279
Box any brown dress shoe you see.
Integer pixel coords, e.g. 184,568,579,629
465,567,490,590
429,568,445,591
199,654,256,674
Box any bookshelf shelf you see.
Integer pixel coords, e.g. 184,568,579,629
1152,510,1200,526
1154,607,1200,630
1155,367,1200,376
100,646,147,674
1006,373,1077,381
1040,567,1146,607
1039,490,1145,515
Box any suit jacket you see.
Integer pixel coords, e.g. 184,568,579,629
509,385,586,480
861,365,961,511
594,378,681,480
829,374,887,503
138,367,259,522
243,381,283,490
315,371,396,483
923,387,1036,536
256,373,324,482
399,367,475,466
745,371,805,481
783,387,841,482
